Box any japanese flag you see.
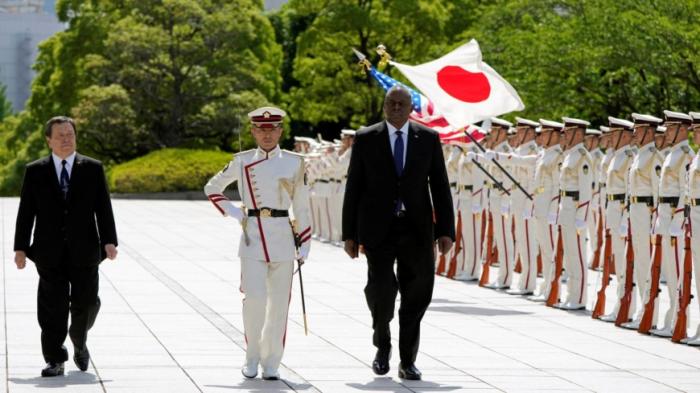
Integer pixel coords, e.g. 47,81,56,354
391,39,524,129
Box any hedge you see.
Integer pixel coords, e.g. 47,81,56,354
108,148,233,193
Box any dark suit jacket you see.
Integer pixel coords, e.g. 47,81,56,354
342,121,455,248
14,153,118,267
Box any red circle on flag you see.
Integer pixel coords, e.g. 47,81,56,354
437,66,491,103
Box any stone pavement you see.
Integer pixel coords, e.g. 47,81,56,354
0,198,699,393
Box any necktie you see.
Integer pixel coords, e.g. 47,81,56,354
393,131,404,213
60,160,70,198
393,131,404,176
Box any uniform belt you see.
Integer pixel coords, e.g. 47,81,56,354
450,182,457,188
630,196,654,206
607,193,625,202
461,185,473,191
317,179,329,183
332,179,341,183
560,190,579,201
247,208,289,218
658,196,679,205
599,182,606,188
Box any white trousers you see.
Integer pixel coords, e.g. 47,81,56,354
656,233,682,330
514,215,537,292
687,206,700,338
491,195,514,287
560,197,587,306
605,201,632,318
587,207,600,267
310,195,322,238
534,216,555,297
241,258,294,371
629,203,653,322
456,203,482,279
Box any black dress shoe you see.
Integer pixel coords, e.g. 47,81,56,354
41,362,65,377
372,348,391,375
398,362,421,380
73,347,90,372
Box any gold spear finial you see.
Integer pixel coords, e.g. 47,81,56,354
376,44,392,70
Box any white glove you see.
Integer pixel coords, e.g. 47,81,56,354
471,203,482,214
619,222,629,237
298,241,310,261
575,218,586,230
465,151,477,161
500,204,510,215
669,221,684,237
223,203,244,224
485,151,496,161
547,213,558,225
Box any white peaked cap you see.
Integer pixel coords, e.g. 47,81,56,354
562,117,590,127
490,117,513,128
515,117,539,128
608,117,634,130
539,119,564,130
632,113,663,125
585,129,602,136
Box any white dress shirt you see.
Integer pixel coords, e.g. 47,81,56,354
52,151,76,181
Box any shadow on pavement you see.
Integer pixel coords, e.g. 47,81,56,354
428,305,532,316
9,370,110,387
206,379,310,392
347,377,462,391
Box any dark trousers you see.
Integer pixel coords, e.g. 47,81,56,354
363,216,435,365
36,252,100,363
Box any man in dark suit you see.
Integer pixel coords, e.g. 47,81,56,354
13,116,118,377
342,86,455,380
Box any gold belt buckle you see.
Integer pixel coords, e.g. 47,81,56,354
631,196,638,204
691,198,698,207
260,208,272,218
536,187,545,194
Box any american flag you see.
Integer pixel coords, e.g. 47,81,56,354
368,66,484,143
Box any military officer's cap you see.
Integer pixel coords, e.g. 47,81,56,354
341,129,356,137
599,126,610,133
248,106,286,128
632,113,663,127
515,117,539,128
690,112,700,125
562,117,590,128
663,110,692,125
656,126,666,134
534,126,542,134
490,117,513,128
539,119,564,131
507,127,517,135
585,129,602,136
608,117,634,130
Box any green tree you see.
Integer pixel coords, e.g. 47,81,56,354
0,82,12,122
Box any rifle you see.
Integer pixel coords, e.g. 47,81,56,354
672,230,693,343
615,221,635,326
639,234,662,333
592,228,613,319
479,211,494,286
546,225,564,307
463,130,532,200
591,207,604,270
447,211,463,278
471,159,510,196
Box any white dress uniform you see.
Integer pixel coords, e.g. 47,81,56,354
485,136,516,289
454,146,486,281
684,141,700,345
650,138,694,336
625,133,663,329
595,145,615,269
444,145,462,273
307,153,323,239
500,128,539,295
204,107,312,379
600,143,636,322
557,138,593,310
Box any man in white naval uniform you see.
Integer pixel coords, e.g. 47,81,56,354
491,118,540,295
648,111,694,337
593,127,614,270
483,118,516,290
454,142,486,281
600,117,637,322
681,111,700,346
584,129,603,270
555,117,593,310
204,107,311,380
621,113,664,329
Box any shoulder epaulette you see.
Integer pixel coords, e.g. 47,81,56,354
578,147,587,156
625,150,635,157
681,145,690,154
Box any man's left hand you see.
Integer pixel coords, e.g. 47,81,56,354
437,236,453,255
104,244,118,260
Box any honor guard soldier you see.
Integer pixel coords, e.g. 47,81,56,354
336,130,356,245
555,117,593,310
525,119,564,301
648,111,694,337
454,140,486,281
204,106,312,380
682,111,700,345
483,117,516,290
495,117,540,295
594,126,614,270
584,129,603,269
600,117,637,322
621,113,664,329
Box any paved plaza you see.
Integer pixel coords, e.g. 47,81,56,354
0,198,698,392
